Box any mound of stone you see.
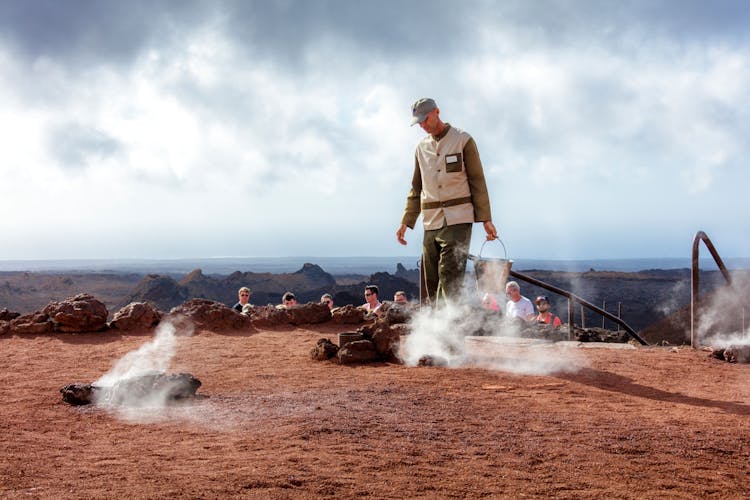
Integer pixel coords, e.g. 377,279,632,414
310,338,339,360
41,293,108,333
417,355,449,367
287,302,331,325
379,301,416,325
109,302,162,331
8,311,53,334
358,318,403,358
168,299,252,331
243,305,291,326
337,339,379,364
9,294,108,334
331,305,366,324
60,372,202,406
0,308,20,321
711,345,750,364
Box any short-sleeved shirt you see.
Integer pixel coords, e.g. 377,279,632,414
506,296,534,319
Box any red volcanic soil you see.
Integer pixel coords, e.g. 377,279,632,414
1,325,749,498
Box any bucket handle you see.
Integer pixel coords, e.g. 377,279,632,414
478,238,509,261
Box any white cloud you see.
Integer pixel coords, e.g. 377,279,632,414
0,1,748,260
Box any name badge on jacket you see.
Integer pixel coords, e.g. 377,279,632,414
445,153,463,173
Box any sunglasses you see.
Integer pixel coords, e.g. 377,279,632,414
322,300,331,305
365,292,373,296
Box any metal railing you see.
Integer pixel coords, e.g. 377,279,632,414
690,231,733,348
508,269,648,345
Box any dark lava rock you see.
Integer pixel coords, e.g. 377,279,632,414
109,302,162,331
61,372,202,406
168,299,252,331
331,305,366,324
417,355,449,367
337,339,379,364
310,338,339,361
0,308,20,321
41,293,108,333
573,327,629,343
60,383,100,405
713,345,750,363
379,301,415,325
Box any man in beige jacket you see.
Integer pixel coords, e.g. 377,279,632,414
396,98,498,305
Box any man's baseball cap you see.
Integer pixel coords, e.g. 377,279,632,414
535,295,549,304
410,98,437,126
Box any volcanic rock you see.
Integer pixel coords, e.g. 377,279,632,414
310,338,339,361
287,302,331,325
168,299,252,331
41,293,108,333
60,383,100,405
358,318,402,358
573,327,629,343
9,311,53,334
337,340,379,364
109,302,162,331
60,372,202,406
712,345,750,363
417,355,449,367
379,301,415,325
331,305,366,324
243,305,291,326
0,308,20,321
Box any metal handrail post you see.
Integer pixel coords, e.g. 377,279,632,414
690,231,733,348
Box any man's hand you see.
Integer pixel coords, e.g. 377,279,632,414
396,224,408,245
483,221,498,241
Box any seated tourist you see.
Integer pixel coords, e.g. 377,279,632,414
361,285,382,314
280,291,298,308
534,296,562,327
481,292,500,311
320,293,334,310
505,281,535,321
233,287,252,312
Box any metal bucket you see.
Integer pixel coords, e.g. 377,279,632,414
468,239,513,294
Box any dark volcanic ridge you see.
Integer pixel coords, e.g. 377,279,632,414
123,263,419,312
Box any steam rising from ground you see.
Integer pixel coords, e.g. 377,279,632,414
400,303,585,375
698,279,750,347
94,317,196,422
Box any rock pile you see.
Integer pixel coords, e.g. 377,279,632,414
711,345,750,364
4,294,108,334
311,312,412,365
109,302,162,331
60,372,202,406
168,299,253,330
243,302,332,327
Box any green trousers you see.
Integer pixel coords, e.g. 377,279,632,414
422,222,473,305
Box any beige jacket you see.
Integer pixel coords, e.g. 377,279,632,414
401,124,492,230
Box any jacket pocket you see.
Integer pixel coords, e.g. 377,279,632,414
445,152,463,173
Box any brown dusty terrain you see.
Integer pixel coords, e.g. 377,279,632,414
1,325,749,499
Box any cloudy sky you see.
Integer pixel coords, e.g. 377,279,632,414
0,0,748,261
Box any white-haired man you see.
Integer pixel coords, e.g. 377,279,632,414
505,281,535,321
